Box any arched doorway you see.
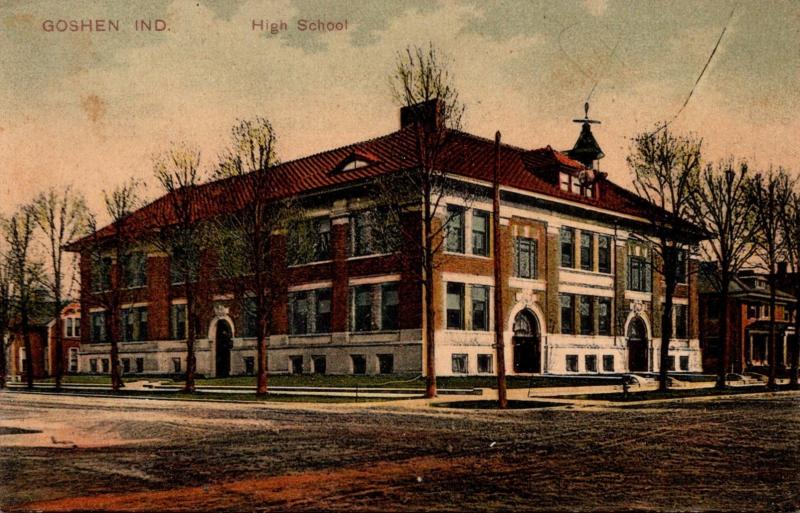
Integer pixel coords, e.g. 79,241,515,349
627,316,648,372
215,320,232,378
513,309,541,373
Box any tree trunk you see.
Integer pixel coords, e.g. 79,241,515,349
22,307,34,389
184,283,197,393
791,297,800,389
767,277,777,389
53,295,63,391
716,280,731,389
423,196,437,399
0,327,6,388
109,307,123,392
256,297,268,396
659,290,674,393
492,131,507,409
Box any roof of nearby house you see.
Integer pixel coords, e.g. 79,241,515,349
699,268,797,303
67,125,704,250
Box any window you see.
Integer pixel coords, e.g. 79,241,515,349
598,297,612,336
123,251,147,288
451,354,468,374
598,235,611,273
585,355,598,373
472,210,490,256
580,232,594,271
312,218,331,261
288,217,331,264
242,297,258,338
121,307,148,342
602,355,614,372
747,304,757,319
351,354,366,374
377,354,394,374
90,359,98,373
560,294,574,334
579,295,593,335
64,318,73,337
446,206,465,253
446,283,465,329
122,358,131,374
707,299,720,320
381,283,399,330
312,355,326,374
90,312,107,342
628,256,651,292
514,237,537,279
68,348,78,373
352,285,373,332
676,249,688,284
170,249,198,285
170,304,187,340
244,356,255,375
315,288,332,333
560,172,570,191
351,209,397,257
667,356,676,371
471,285,489,331
135,357,144,373
674,304,688,339
101,358,110,373
565,355,579,372
290,356,303,374
74,319,80,338
289,292,309,335
560,227,574,268
679,355,689,371
477,354,493,374
172,357,181,373
91,256,112,292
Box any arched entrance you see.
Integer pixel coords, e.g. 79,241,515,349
513,309,541,373
215,319,232,378
627,316,648,372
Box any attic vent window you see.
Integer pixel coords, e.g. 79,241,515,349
342,159,370,171
559,171,594,198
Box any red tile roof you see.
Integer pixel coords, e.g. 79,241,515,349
67,127,692,249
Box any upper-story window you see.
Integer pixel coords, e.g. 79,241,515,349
446,206,465,253
122,251,147,288
471,210,490,256
628,255,651,292
91,256,112,292
559,172,595,198
579,295,593,335
170,304,187,340
676,249,688,284
598,297,612,335
471,285,489,331
580,232,594,271
350,208,398,257
560,294,574,334
170,249,198,285
560,227,575,268
64,317,81,338
514,237,537,279
288,217,331,264
349,282,399,333
598,235,611,273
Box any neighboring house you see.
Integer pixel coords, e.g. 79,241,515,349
9,301,82,379
698,269,796,374
66,100,705,377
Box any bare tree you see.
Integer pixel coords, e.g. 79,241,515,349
747,168,793,389
4,208,41,389
688,161,756,388
212,117,293,395
628,128,703,392
85,179,143,391
0,248,11,388
782,190,800,389
32,187,89,390
153,142,207,393
377,43,467,398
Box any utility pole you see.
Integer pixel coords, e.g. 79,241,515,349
493,131,508,409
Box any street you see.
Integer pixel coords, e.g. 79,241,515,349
1,391,798,512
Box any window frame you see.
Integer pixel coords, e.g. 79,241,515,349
471,285,490,331
560,294,574,334
471,210,490,257
560,227,575,268
598,235,611,274
445,206,466,253
580,232,594,271
514,237,537,279
446,282,465,330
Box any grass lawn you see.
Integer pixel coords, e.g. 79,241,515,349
12,388,396,403
433,399,565,409
562,384,780,402
36,375,119,385
179,374,625,389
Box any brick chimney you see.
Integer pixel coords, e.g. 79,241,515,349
400,98,444,130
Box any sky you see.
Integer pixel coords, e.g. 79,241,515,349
1,0,799,222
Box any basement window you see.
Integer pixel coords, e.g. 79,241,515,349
477,354,493,374
451,354,468,374
565,355,578,372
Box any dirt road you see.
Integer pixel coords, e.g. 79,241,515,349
1,392,798,512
